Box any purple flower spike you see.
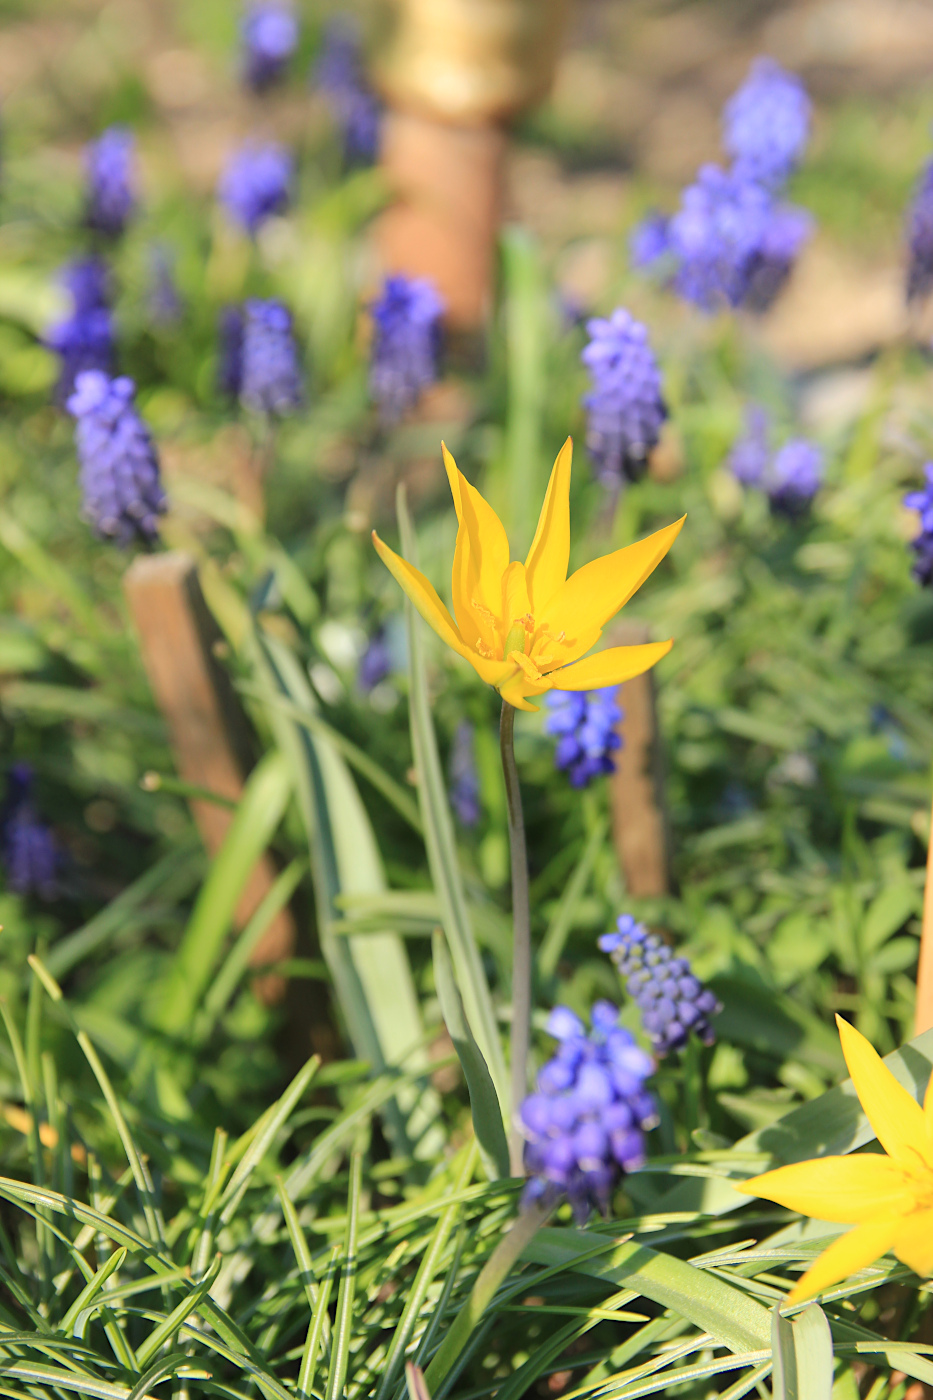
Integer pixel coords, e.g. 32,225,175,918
629,212,671,272
369,275,444,424
906,162,933,305
242,3,298,91
904,464,933,585
217,306,245,399
218,142,292,236
449,721,481,828
520,1001,656,1223
45,257,114,403
599,914,720,1055
545,688,622,788
66,371,167,546
1,765,58,899
581,308,667,487
728,405,770,486
84,127,137,237
723,57,811,189
358,626,391,693
669,164,774,311
743,203,812,312
239,299,303,415
765,438,823,516
314,18,381,165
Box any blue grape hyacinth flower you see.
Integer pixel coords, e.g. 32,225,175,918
67,371,167,546
599,915,720,1055
46,257,114,403
449,721,481,828
218,142,292,236
217,306,245,399
314,18,381,164
906,160,933,305
84,127,137,237
239,299,303,415
521,1002,656,1222
369,275,444,424
545,689,622,788
728,405,770,486
743,203,813,312
722,56,811,189
1,764,58,899
358,626,391,693
765,438,823,516
581,309,667,487
629,212,672,272
904,463,933,586
242,3,298,91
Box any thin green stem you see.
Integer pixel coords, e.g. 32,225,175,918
500,700,531,1177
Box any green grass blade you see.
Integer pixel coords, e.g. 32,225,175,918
396,486,506,1109
324,1150,363,1400
156,750,293,1035
125,1354,212,1400
791,1304,833,1400
276,1178,325,1321
134,1255,222,1369
61,1247,127,1334
298,1243,340,1399
432,932,508,1180
217,1055,321,1225
537,818,608,982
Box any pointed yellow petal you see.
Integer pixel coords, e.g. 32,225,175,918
498,671,541,711
503,561,531,623
740,1154,913,1224
836,1015,929,1168
525,438,572,615
894,1208,933,1277
550,641,673,691
442,443,463,521
443,445,510,650
542,516,685,654
372,530,472,663
786,1216,901,1304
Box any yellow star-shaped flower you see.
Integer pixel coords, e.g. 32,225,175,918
372,439,684,711
740,1014,933,1303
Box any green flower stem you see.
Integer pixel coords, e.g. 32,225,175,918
423,1200,550,1395
500,699,531,1176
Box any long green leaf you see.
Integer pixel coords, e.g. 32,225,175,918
217,1055,321,1225
324,1150,362,1400
134,1256,222,1369
156,749,292,1035
397,487,506,1108
298,1243,340,1400
432,932,508,1181
61,1248,127,1335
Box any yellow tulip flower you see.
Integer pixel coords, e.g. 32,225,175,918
740,1014,933,1304
372,439,684,711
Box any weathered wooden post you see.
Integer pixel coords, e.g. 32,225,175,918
374,0,571,328
608,621,672,899
124,552,296,1005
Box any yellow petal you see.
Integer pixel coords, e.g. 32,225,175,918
542,516,685,656
552,640,673,691
503,560,531,624
894,1208,933,1277
836,1015,930,1169
924,1062,933,1153
786,1216,901,1304
443,446,510,647
524,438,572,615
498,671,541,711
740,1154,913,1224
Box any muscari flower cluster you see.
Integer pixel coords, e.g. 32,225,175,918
728,407,824,515
904,463,933,586
545,688,622,788
599,915,720,1055
46,256,114,402
580,309,667,488
369,275,444,424
218,141,292,236
1,764,58,899
84,127,137,238
521,1003,656,1222
358,626,391,693
240,299,303,415
449,721,481,828
633,57,811,313
67,370,167,546
242,2,298,91
906,157,933,305
314,18,381,165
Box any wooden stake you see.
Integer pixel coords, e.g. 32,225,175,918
124,552,295,1004
915,799,933,1036
608,621,672,899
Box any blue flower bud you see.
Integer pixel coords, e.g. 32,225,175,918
581,309,666,487
601,914,720,1055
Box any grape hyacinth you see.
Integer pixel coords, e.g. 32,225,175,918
217,306,245,399
218,142,292,236
66,371,167,546
84,127,137,238
668,165,770,311
728,405,770,486
765,438,823,516
358,626,391,693
45,257,114,402
581,309,667,487
369,275,444,424
743,204,813,312
239,299,303,415
906,161,933,304
449,722,480,828
314,18,381,164
629,212,671,272
520,1003,656,1222
545,689,622,788
242,3,298,91
1,765,58,899
904,463,933,586
599,915,720,1055
722,57,811,189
